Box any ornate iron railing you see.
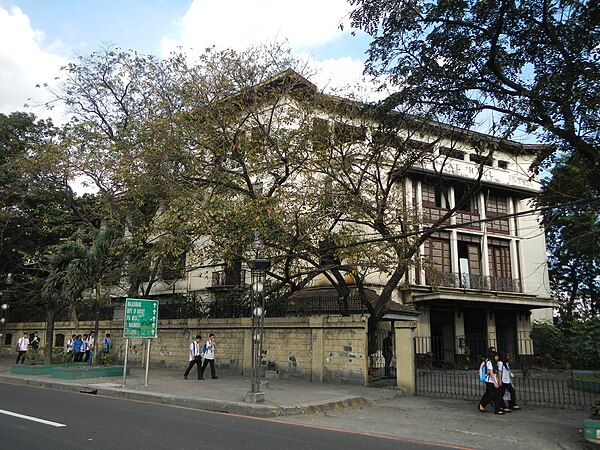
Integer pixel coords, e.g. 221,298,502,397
425,270,522,293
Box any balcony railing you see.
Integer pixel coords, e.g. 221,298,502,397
425,270,522,293
211,269,247,287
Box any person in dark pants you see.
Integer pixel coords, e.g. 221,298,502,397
30,331,40,351
383,331,394,377
479,349,504,414
184,335,203,380
16,332,29,364
200,334,218,380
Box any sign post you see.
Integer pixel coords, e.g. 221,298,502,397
122,298,159,387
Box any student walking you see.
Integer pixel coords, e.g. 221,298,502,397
199,334,218,380
15,332,29,364
478,349,504,414
498,351,521,411
183,335,203,380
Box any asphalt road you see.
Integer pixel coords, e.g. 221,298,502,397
0,383,472,450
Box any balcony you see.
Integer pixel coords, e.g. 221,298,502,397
425,270,522,293
211,269,247,288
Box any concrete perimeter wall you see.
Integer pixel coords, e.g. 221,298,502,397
3,315,369,385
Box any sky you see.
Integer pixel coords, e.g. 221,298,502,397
0,0,375,123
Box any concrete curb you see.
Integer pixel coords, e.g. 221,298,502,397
0,375,372,417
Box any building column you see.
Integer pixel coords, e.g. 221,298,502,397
450,230,459,274
309,316,324,383
405,178,417,285
394,321,416,395
486,309,497,349
480,191,490,278
516,313,534,356
416,307,431,354
454,308,466,358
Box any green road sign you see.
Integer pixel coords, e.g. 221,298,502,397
124,298,159,338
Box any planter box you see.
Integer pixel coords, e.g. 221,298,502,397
11,364,54,375
572,379,600,393
584,419,600,444
11,363,88,375
51,365,130,380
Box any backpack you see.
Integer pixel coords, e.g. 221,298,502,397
478,360,487,382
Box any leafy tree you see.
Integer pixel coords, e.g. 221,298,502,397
541,153,600,320
51,47,196,298
0,112,91,322
347,0,599,175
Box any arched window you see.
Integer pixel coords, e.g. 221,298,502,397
55,333,65,347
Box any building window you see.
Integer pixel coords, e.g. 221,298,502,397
469,153,493,167
488,239,512,279
498,160,509,170
453,184,478,213
333,122,366,144
486,191,510,234
458,236,482,289
55,333,65,348
424,238,452,276
439,146,466,160
407,139,435,153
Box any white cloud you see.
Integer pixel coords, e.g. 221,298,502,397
161,0,352,56
160,0,380,98
0,6,69,122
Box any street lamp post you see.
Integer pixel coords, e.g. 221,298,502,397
246,234,270,403
0,273,13,366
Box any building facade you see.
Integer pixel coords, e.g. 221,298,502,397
111,70,555,369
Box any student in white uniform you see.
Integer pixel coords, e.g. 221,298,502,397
184,335,203,380
16,332,29,364
478,349,504,414
498,351,520,411
199,334,218,380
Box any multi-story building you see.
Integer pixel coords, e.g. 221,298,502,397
123,69,555,368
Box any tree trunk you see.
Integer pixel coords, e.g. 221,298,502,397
93,283,101,365
44,306,58,365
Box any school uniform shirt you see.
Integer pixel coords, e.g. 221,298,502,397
17,337,29,351
498,361,512,384
66,338,75,353
203,340,215,360
87,337,95,350
189,341,202,361
79,340,88,353
484,359,497,383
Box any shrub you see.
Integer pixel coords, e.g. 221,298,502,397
530,321,567,368
52,347,73,364
98,352,114,366
25,347,44,364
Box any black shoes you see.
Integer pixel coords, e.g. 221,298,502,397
212,376,219,379
184,375,188,380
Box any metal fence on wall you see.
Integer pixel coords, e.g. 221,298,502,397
415,334,534,370
415,368,598,410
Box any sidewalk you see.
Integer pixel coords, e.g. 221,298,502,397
0,363,393,417
0,361,590,449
